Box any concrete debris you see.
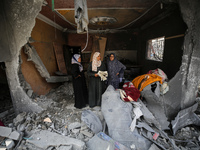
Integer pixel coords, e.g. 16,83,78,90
138,99,161,129
102,85,152,149
13,112,26,126
80,130,93,138
46,82,74,102
148,143,161,150
171,102,200,135
136,122,156,133
130,144,136,149
81,110,102,134
130,105,143,132
27,89,33,98
0,126,12,137
87,134,115,150
43,117,52,123
141,90,170,130
17,123,26,132
0,146,6,150
1,84,200,150
160,71,182,120
87,132,130,150
26,130,85,149
68,122,81,131
24,43,50,79
5,139,15,150
8,131,20,140
0,127,20,141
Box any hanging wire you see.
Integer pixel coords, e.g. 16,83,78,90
113,1,159,30
46,2,88,52
46,4,77,29
81,29,89,52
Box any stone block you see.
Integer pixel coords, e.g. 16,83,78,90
68,122,81,131
5,139,15,150
8,131,20,140
13,112,26,126
27,130,85,149
27,90,33,97
0,126,12,137
0,146,6,150
80,130,93,138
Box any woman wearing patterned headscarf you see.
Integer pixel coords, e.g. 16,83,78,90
87,52,106,107
71,54,88,109
107,53,126,89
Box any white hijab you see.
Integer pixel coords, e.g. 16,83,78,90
92,52,101,71
71,54,83,72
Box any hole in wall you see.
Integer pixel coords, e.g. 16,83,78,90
0,62,15,125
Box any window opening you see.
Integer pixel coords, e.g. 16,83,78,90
146,36,165,62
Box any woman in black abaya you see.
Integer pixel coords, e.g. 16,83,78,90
71,54,88,109
87,52,106,107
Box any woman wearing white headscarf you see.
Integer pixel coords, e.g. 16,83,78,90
71,54,88,109
87,52,106,107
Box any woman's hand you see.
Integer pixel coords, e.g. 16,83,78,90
95,74,99,77
75,75,81,79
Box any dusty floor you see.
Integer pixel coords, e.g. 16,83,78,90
1,82,200,150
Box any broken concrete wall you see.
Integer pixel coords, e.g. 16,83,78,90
137,0,200,117
179,0,200,109
0,1,16,62
21,18,67,95
2,0,44,113
153,0,200,117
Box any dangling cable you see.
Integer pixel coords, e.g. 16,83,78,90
81,30,89,52
114,1,159,30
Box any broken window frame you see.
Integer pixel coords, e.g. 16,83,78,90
146,36,165,62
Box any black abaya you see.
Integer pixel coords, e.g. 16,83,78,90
71,64,88,109
87,61,106,107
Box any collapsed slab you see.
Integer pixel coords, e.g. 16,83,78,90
172,102,200,135
26,130,85,150
101,85,151,149
141,90,170,130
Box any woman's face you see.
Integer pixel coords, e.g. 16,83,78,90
78,57,81,62
97,54,101,61
110,54,114,61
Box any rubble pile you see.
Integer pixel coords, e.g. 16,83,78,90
1,80,200,149
0,99,104,150
46,82,74,102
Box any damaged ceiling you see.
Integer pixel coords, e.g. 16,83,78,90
40,0,175,31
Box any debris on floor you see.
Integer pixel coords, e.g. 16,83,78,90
0,78,200,150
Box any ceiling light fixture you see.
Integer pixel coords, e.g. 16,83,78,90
89,16,117,26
